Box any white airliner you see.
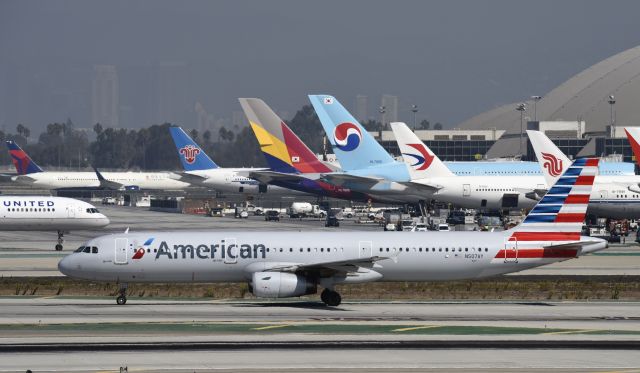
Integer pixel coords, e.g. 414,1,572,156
58,158,606,306
6,141,189,191
0,196,109,250
527,130,640,218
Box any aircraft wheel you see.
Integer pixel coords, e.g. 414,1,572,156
116,295,127,305
55,244,63,251
321,289,341,307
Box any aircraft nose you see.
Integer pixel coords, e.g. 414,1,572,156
58,255,74,276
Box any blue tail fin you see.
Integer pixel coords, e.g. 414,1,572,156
6,140,44,174
168,127,219,171
308,95,395,171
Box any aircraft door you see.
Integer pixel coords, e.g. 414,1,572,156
114,238,128,265
67,206,76,218
463,184,471,197
224,237,238,264
359,241,373,258
503,238,518,263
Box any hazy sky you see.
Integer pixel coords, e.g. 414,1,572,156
1,0,640,133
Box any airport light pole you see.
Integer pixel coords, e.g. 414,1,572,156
531,95,542,122
411,105,418,130
516,103,527,156
379,105,386,130
607,95,616,157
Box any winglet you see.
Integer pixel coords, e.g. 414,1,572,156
5,140,44,175
390,122,454,179
169,127,219,171
526,130,571,187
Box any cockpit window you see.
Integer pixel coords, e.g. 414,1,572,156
83,247,91,253
91,247,98,254
75,246,85,253
86,208,100,214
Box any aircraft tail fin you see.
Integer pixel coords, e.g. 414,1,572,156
390,122,454,179
239,98,334,174
624,127,640,167
168,127,219,171
526,130,571,187
5,140,44,175
308,94,395,171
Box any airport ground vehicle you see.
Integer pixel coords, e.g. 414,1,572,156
265,210,280,221
288,202,326,218
325,215,340,227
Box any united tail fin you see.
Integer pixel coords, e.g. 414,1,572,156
168,127,219,171
308,94,395,171
5,140,43,175
239,98,335,174
390,122,454,179
526,130,571,187
624,127,640,167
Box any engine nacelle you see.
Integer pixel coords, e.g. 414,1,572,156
251,272,316,298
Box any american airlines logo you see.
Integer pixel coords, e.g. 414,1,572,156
151,240,267,260
132,238,154,260
179,145,201,164
541,152,563,177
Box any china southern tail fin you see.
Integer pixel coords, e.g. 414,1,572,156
168,127,219,171
390,122,454,179
526,130,571,187
308,94,395,171
624,127,640,167
5,140,43,175
239,98,335,174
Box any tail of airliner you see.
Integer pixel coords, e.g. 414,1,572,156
526,130,571,187
308,95,396,171
390,122,455,179
624,127,640,167
239,98,335,174
504,157,601,259
5,140,44,175
168,127,219,171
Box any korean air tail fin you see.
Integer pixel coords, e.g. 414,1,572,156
624,127,640,167
168,127,219,171
5,140,43,175
239,98,335,174
526,130,571,187
390,122,454,179
308,94,395,171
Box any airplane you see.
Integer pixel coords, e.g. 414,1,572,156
168,127,308,196
0,196,109,250
6,141,190,191
624,127,640,168
58,157,606,306
528,129,640,218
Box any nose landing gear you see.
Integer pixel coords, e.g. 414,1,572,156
320,288,342,307
116,283,128,305
55,230,64,251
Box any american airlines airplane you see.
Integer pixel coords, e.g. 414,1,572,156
6,141,190,191
58,158,606,306
0,196,109,250
169,127,307,196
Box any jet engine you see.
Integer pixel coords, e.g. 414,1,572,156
251,272,316,298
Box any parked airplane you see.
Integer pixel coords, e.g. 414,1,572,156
0,196,109,250
168,127,307,196
528,129,640,218
6,141,189,191
624,127,640,168
58,158,606,306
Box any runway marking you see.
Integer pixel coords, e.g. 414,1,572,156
392,325,440,332
543,328,601,335
251,324,293,331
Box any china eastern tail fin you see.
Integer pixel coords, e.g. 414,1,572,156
239,98,335,174
526,130,571,187
5,140,43,175
624,127,640,167
308,94,395,171
390,122,454,179
168,127,219,171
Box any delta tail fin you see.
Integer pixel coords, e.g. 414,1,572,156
239,98,335,174
308,94,395,171
526,130,571,187
168,127,219,171
5,140,44,175
390,122,454,179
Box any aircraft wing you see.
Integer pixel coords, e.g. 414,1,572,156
320,173,383,188
93,168,125,190
513,188,548,201
262,255,395,278
321,173,441,194
174,171,208,184
245,170,314,185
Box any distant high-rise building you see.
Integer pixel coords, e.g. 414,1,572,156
355,95,368,122
381,94,398,126
91,65,119,127
195,102,215,134
156,61,188,125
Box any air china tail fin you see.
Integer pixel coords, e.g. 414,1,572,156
308,94,395,171
624,127,640,167
526,130,571,187
390,122,454,179
169,127,219,171
239,98,335,174
5,140,44,175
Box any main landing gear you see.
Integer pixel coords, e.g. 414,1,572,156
320,288,342,307
116,283,128,305
55,230,64,251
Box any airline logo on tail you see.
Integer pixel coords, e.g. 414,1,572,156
333,122,362,151
403,143,435,171
132,238,155,260
179,145,201,164
541,152,563,177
